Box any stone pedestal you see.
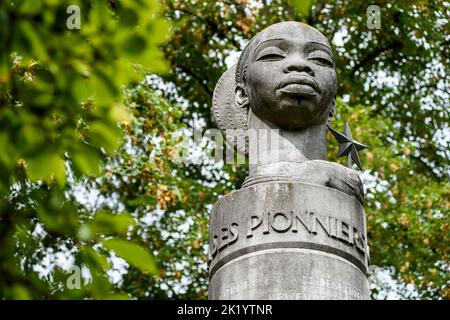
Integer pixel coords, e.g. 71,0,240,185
208,183,370,300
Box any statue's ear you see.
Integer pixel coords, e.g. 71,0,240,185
235,84,249,108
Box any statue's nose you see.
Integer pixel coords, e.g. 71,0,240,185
282,55,314,76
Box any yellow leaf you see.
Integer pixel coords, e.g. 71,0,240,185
389,163,399,172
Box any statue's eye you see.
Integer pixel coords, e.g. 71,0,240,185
256,47,286,61
308,51,334,66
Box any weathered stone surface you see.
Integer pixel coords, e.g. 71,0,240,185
212,21,363,201
209,21,370,300
209,248,369,300
212,21,337,134
208,182,369,300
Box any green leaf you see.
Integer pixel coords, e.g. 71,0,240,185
36,189,78,234
18,0,43,15
17,21,47,60
89,72,118,106
126,195,156,207
118,7,139,27
292,0,315,17
147,19,171,45
88,211,135,236
102,239,157,274
27,153,66,185
122,35,147,55
71,143,102,176
71,76,92,103
109,104,132,122
0,133,15,168
18,124,45,152
130,47,168,73
87,121,123,154
79,247,111,271
12,285,32,300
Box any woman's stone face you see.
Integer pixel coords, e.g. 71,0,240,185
244,22,337,129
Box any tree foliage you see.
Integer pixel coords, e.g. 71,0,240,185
0,0,448,300
0,0,170,299
124,0,447,299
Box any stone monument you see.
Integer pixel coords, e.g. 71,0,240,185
208,21,370,300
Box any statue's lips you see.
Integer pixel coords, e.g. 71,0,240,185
277,76,320,97
278,84,317,96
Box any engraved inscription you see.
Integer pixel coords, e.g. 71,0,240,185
220,276,363,300
208,223,238,261
209,209,367,264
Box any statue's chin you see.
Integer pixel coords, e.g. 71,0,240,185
250,100,328,130
279,98,315,111
270,104,325,130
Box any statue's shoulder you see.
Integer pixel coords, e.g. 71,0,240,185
242,160,364,205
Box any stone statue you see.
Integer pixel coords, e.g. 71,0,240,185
209,21,370,300
212,21,364,204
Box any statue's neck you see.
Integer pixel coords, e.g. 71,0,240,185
247,109,327,177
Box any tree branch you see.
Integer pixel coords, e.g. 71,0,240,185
352,41,402,74
177,66,213,97
166,0,243,51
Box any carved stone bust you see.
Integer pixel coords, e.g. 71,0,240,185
213,21,363,204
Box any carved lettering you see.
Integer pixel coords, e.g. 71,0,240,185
229,223,239,245
270,212,292,232
219,227,229,251
209,223,240,262
329,217,337,238
337,220,353,244
358,232,367,254
210,210,368,262
262,211,270,234
247,215,263,238
291,210,311,233
208,234,219,263
311,212,330,236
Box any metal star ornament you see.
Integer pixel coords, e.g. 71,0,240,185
328,121,367,170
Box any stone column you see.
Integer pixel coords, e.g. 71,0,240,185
208,182,370,300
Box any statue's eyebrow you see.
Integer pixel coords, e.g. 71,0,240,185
251,38,286,57
251,38,333,58
306,41,333,56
